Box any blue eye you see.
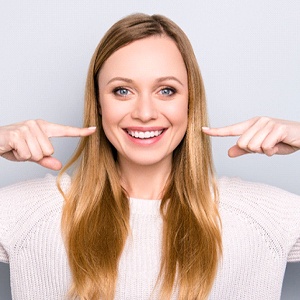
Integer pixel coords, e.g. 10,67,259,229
160,87,176,96
113,87,130,96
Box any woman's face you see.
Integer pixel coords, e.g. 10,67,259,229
98,36,188,168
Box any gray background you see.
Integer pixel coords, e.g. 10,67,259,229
0,1,299,299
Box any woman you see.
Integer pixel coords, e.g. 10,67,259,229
0,13,300,300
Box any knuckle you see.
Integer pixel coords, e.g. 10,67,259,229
274,123,286,134
23,119,45,131
18,123,31,134
37,119,50,135
259,116,271,123
252,116,261,122
19,126,29,135
24,119,37,128
35,119,46,127
31,153,44,162
247,144,259,152
20,153,32,161
255,116,272,127
247,142,264,153
261,145,270,153
9,130,20,140
237,140,247,150
261,143,274,155
44,147,54,157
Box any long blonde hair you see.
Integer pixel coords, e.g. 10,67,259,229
58,13,222,300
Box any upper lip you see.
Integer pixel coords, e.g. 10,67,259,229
124,127,166,132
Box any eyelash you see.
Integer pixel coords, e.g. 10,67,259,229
112,86,177,97
159,87,176,96
113,87,130,97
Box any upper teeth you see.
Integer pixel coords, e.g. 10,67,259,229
127,130,163,139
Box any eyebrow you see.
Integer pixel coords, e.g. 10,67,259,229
107,77,133,85
106,76,184,86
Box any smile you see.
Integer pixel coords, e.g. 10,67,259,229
126,129,164,139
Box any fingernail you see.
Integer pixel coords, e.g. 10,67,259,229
202,127,210,131
88,126,96,130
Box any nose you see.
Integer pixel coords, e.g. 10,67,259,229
131,93,158,122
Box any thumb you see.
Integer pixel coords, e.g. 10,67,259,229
228,145,249,158
36,156,62,171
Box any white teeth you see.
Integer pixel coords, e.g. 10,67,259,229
127,130,163,139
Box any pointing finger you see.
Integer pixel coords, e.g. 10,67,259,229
48,125,96,138
202,117,259,137
36,120,97,138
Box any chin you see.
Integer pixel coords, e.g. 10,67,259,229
122,153,172,168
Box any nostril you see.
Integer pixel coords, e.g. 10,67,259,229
131,99,158,121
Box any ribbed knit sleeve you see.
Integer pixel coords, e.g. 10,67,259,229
219,178,300,262
0,174,73,299
0,187,10,263
1,175,300,300
0,180,29,264
0,174,70,264
206,178,300,300
288,237,300,261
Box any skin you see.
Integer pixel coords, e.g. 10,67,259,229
0,48,300,187
1,118,300,174
0,120,96,170
202,117,300,157
97,36,189,199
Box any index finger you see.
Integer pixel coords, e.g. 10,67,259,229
202,118,258,137
38,120,97,138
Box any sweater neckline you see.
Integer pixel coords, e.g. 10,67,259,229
129,197,161,215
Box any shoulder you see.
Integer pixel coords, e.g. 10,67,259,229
217,176,300,210
217,176,300,259
0,173,70,208
217,176,300,222
0,173,71,262
0,173,71,225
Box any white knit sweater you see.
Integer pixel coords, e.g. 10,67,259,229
1,174,300,300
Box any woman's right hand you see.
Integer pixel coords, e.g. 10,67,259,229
0,120,96,170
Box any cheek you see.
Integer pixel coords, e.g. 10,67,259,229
100,100,128,145
101,111,118,138
100,112,120,151
99,101,116,136
100,99,123,126
168,98,188,128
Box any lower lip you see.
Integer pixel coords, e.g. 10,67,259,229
124,130,166,145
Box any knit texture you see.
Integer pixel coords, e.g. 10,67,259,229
0,174,300,299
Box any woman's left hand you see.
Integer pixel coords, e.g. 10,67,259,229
202,117,300,157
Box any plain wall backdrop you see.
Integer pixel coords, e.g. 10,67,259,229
0,1,299,299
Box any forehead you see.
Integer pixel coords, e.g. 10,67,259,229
98,36,187,84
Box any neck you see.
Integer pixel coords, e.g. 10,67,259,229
117,157,172,200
